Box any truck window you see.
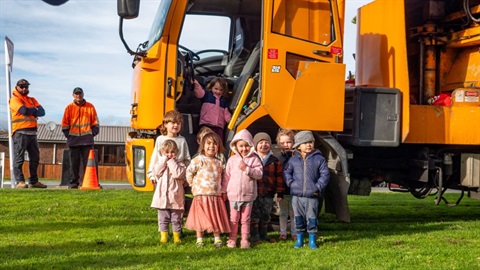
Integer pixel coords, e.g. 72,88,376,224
146,0,172,50
272,0,335,46
179,15,230,56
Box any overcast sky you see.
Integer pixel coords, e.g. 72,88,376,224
0,0,373,131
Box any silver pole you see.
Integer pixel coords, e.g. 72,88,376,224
4,36,15,188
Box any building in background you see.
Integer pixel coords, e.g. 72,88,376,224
0,124,132,181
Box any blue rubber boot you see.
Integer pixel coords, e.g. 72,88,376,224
294,233,304,248
308,234,317,249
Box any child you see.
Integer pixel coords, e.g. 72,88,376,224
148,110,191,181
250,132,285,244
193,126,227,166
222,129,263,249
185,132,230,248
193,77,231,142
150,140,186,244
147,110,191,239
284,130,330,249
275,128,297,240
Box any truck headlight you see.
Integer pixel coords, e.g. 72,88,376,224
133,146,146,187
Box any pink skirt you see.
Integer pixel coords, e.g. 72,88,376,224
185,195,231,234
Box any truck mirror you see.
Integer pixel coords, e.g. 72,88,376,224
118,0,140,19
42,0,69,5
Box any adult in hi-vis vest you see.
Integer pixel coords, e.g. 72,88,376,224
9,79,47,188
61,87,100,189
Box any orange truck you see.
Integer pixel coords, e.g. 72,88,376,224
117,0,480,222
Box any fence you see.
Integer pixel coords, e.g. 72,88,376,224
2,158,127,181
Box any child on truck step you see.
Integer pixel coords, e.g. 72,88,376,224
193,77,231,142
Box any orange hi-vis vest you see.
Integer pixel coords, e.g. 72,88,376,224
61,101,99,137
9,89,41,135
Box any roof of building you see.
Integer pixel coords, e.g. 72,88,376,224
0,124,133,145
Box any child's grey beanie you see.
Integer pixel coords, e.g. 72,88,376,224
253,132,272,147
293,131,315,149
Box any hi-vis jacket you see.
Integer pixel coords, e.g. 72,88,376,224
61,100,99,147
9,89,45,135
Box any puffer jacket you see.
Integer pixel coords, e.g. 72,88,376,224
222,129,263,202
194,85,232,128
284,149,330,198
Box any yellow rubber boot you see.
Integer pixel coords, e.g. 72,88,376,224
173,232,182,244
160,231,168,244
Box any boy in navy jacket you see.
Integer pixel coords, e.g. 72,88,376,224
283,131,330,249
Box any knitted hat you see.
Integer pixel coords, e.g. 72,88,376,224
293,131,314,149
253,132,271,147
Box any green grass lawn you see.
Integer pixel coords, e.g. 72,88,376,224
1,189,479,270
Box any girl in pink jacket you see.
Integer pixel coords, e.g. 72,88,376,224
193,78,232,142
222,129,263,248
150,140,186,244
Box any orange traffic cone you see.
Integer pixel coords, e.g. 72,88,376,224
80,149,101,190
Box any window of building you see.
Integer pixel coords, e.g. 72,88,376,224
95,145,125,166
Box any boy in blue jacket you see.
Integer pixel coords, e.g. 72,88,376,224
283,130,330,249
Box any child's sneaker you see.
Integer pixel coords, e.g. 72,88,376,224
291,234,297,240
226,239,236,248
214,240,223,248
279,234,287,240
240,239,251,249
196,240,205,247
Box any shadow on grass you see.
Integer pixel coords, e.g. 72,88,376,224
320,193,480,243
0,237,296,269
0,218,153,235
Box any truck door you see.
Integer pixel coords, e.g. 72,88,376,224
261,0,346,131
130,0,188,130
259,0,350,222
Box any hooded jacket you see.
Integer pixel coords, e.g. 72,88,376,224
9,89,45,135
284,149,330,198
222,129,263,202
150,156,186,210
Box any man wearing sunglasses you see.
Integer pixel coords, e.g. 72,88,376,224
9,79,47,188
